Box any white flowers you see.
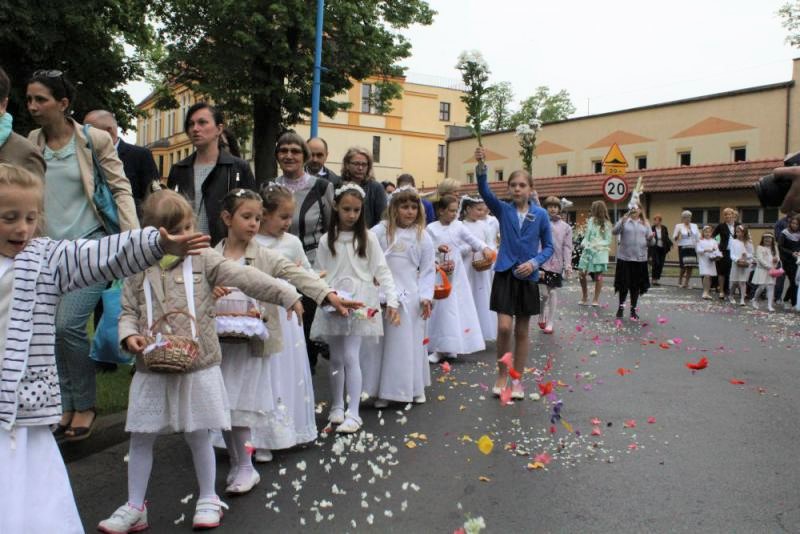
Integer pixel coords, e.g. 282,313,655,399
463,516,487,534
455,50,490,73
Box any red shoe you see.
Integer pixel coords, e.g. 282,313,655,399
537,321,546,330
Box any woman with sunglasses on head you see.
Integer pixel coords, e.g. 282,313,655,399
167,102,257,246
26,69,138,443
273,132,335,374
341,147,387,228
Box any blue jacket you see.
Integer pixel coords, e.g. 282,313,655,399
477,167,554,281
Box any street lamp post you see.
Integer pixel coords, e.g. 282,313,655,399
310,0,325,138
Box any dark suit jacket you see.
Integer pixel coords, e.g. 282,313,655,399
314,166,342,188
117,139,159,216
712,222,737,254
650,224,672,252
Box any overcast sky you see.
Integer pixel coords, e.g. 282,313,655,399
125,0,798,131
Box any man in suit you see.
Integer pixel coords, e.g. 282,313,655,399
84,109,159,219
306,137,342,188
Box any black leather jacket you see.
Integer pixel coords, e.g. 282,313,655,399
167,150,260,245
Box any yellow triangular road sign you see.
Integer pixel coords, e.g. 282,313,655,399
602,143,628,167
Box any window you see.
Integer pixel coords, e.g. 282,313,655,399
732,146,746,162
592,160,602,174
495,169,504,181
361,83,378,114
467,172,475,184
372,136,381,163
739,206,779,225
558,163,568,176
439,102,451,121
636,155,647,170
166,110,175,137
437,144,445,172
140,115,149,145
678,151,691,166
682,207,720,225
158,155,164,176
180,93,190,125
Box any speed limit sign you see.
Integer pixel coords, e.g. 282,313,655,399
602,175,629,203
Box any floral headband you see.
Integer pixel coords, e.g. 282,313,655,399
335,182,366,198
390,184,419,198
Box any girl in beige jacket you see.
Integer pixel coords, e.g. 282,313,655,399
100,191,304,533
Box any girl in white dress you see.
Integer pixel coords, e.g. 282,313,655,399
102,190,301,532
253,184,337,455
751,232,779,312
729,224,755,306
366,186,435,407
311,183,399,434
695,225,721,299
426,194,494,363
461,196,497,342
0,165,207,534
213,189,347,495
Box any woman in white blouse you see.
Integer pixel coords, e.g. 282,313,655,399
673,210,700,289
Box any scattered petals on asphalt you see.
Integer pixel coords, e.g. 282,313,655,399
730,378,746,385
686,357,709,370
477,435,494,455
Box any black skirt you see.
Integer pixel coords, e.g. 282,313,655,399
537,270,563,289
614,259,650,294
490,269,541,316
678,246,698,268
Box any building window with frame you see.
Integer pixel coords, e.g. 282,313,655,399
495,169,504,181
558,162,568,176
439,102,451,121
166,110,175,138
180,93,190,125
153,111,162,141
732,146,746,162
738,206,778,225
678,151,691,166
682,207,720,225
636,155,647,170
467,172,475,184
437,144,445,172
361,83,375,114
372,136,381,163
592,160,602,174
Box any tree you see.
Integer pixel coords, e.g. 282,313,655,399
779,1,800,47
0,0,152,134
149,0,435,180
482,82,514,131
509,86,576,127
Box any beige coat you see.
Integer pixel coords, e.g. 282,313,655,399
28,119,138,231
214,238,332,354
120,248,301,373
0,131,46,180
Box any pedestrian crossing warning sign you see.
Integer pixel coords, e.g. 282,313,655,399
602,143,628,175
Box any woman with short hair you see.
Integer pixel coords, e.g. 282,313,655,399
712,207,739,299
340,146,386,228
649,214,671,286
167,102,257,246
673,210,700,288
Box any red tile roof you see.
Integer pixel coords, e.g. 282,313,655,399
435,159,782,198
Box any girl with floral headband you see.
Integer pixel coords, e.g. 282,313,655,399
311,183,398,433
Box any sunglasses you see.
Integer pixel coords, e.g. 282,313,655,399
33,69,64,78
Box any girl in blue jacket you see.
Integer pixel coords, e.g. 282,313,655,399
475,147,554,399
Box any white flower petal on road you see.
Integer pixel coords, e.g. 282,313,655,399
180,494,193,504
173,514,185,525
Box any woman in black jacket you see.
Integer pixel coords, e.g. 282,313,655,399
340,146,387,228
649,214,672,286
167,103,258,245
711,207,738,299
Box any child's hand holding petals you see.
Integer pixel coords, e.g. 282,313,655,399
157,228,210,256
124,335,147,354
325,292,360,316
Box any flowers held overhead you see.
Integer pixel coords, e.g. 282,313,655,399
455,50,491,146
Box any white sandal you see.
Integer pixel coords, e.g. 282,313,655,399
328,407,345,425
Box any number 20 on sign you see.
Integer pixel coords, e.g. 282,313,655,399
603,175,629,203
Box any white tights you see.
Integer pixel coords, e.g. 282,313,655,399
127,430,217,508
328,335,363,421
752,284,775,309
538,287,559,328
222,426,255,485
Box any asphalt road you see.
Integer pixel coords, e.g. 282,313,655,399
68,282,800,533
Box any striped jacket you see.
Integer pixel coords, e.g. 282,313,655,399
0,229,164,430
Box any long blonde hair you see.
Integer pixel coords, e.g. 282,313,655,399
385,188,425,244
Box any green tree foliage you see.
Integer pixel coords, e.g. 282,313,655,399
779,1,800,47
149,0,434,179
509,86,576,127
0,0,152,134
482,81,514,131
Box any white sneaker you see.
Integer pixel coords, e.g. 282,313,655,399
328,407,345,424
373,399,389,409
98,503,148,533
336,414,362,434
254,449,273,463
413,394,426,404
427,352,442,364
193,497,228,529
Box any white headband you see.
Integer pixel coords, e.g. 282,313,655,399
335,183,366,198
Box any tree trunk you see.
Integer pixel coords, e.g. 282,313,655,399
253,94,283,183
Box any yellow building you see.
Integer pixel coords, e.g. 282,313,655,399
136,77,467,188
446,58,800,257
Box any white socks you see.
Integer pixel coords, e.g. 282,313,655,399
328,335,364,421
223,427,255,487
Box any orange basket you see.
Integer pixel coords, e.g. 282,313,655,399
471,249,496,272
433,266,452,300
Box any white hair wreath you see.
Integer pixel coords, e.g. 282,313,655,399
335,182,366,198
